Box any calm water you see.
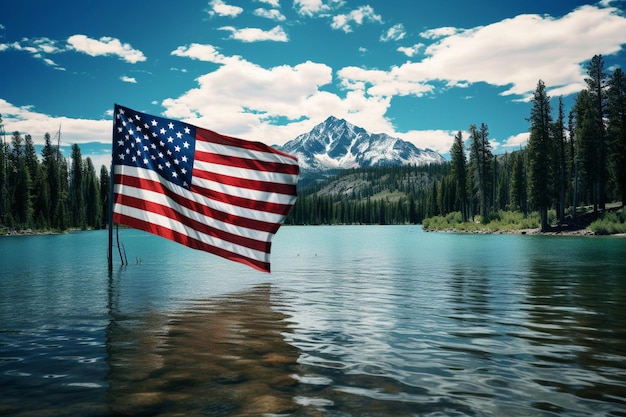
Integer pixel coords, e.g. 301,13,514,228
0,226,625,416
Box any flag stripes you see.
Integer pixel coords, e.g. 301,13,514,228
112,104,299,272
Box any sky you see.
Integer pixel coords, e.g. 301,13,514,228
1,0,626,169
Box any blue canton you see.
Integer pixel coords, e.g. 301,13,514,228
114,105,195,189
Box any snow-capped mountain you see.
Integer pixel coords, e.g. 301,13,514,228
277,116,445,171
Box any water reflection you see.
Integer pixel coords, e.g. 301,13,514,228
520,259,626,413
106,284,302,416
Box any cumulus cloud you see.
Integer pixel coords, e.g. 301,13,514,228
339,5,626,100
331,5,382,33
502,132,530,149
397,43,424,57
159,56,398,146
1,37,67,69
381,23,406,42
294,0,334,17
219,25,288,42
120,75,137,83
420,26,463,40
254,8,286,21
171,43,229,63
67,34,146,63
208,0,244,17
258,0,280,7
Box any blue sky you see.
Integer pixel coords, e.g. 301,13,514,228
1,0,626,168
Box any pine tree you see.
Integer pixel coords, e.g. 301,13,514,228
84,157,101,229
527,80,553,231
450,131,469,221
574,90,602,212
100,165,110,229
553,97,567,224
69,144,85,228
585,55,609,210
608,67,626,206
469,123,493,222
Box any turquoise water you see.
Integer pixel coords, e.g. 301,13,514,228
0,226,625,416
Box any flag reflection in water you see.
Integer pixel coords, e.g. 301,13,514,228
106,285,301,416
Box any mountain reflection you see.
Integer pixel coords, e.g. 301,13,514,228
106,284,302,416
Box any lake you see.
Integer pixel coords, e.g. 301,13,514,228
1,226,625,416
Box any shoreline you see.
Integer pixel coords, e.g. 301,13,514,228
423,227,616,236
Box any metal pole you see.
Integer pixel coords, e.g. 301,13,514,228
108,105,116,272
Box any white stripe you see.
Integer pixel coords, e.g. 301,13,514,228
195,141,299,166
114,183,274,242
194,160,298,185
116,165,287,223
192,176,298,205
113,203,269,263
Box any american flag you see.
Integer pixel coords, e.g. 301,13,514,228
112,104,299,273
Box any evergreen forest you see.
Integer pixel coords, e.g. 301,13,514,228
287,55,626,230
1,55,625,234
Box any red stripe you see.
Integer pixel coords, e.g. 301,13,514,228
196,127,298,162
114,193,271,253
190,178,294,216
115,174,283,234
195,150,300,175
193,169,297,196
112,213,271,273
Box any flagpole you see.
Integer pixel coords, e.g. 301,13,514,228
108,105,116,272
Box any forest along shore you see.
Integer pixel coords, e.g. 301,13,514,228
424,205,626,236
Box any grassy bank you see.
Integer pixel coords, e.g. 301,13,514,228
423,206,626,235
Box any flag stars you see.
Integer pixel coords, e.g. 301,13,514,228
115,107,194,190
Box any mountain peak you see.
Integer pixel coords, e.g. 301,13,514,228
277,116,445,172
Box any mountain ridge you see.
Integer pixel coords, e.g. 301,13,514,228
276,116,445,172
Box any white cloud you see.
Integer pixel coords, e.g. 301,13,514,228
258,0,280,7
381,23,406,42
0,98,113,168
159,57,397,146
219,25,288,42
293,0,333,17
502,132,529,149
1,37,66,69
420,26,463,40
402,129,457,153
338,5,626,101
337,65,433,97
254,8,286,21
120,75,137,83
171,43,229,63
208,0,244,17
67,34,146,64
397,43,424,57
331,5,382,33
421,5,626,97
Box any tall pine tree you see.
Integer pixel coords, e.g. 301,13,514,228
527,80,553,231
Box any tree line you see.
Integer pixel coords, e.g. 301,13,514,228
285,164,448,225
2,55,623,231
287,54,625,228
0,126,110,232
440,54,625,231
